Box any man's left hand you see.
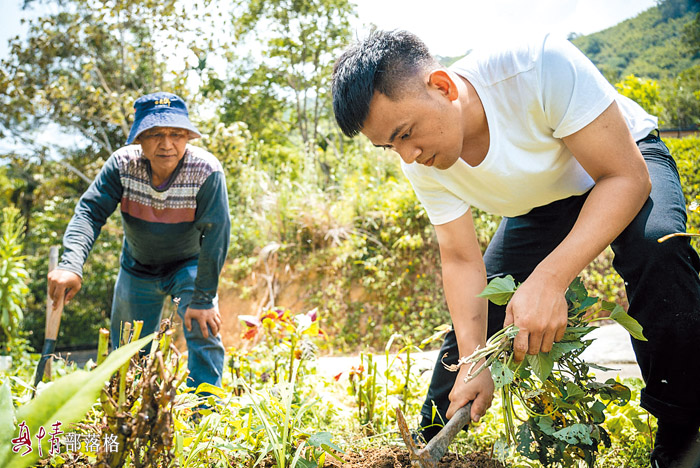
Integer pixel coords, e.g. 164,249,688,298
184,307,222,339
503,270,568,362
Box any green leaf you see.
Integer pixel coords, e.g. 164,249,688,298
195,382,226,399
587,363,618,372
296,458,317,468
548,341,584,360
536,416,556,435
0,381,14,444
526,352,554,382
566,277,588,304
565,382,585,402
307,432,342,452
552,423,593,445
477,276,517,305
576,296,599,314
516,422,540,461
561,326,595,340
306,431,344,461
0,334,154,468
589,400,606,424
598,379,632,405
490,360,515,389
602,301,647,341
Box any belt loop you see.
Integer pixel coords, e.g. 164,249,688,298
636,129,659,145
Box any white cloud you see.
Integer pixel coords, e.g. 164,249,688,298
351,0,657,56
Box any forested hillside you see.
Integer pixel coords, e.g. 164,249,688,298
573,0,700,130
571,0,699,81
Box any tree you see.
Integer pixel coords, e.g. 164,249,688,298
615,74,665,122
220,0,356,155
684,11,700,56
659,65,700,129
0,0,214,157
656,0,700,21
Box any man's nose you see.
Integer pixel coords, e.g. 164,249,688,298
397,144,421,164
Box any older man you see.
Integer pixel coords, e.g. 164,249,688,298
48,91,230,389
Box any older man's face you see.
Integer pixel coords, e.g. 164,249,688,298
136,127,189,179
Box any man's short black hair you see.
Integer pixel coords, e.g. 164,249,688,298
331,30,437,137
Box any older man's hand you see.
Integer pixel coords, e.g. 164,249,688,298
47,269,82,310
184,307,222,339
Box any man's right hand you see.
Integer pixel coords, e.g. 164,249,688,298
446,362,494,423
47,269,82,310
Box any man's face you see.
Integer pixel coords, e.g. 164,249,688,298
361,84,464,170
136,127,189,176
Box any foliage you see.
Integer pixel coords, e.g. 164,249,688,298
658,65,700,129
669,136,700,247
571,0,700,82
343,333,429,436
2,306,656,468
453,276,646,467
0,333,154,468
238,307,324,385
0,207,29,349
615,75,664,119
0,0,221,154
241,365,343,468
220,0,355,154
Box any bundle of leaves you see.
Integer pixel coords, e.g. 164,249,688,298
449,276,646,467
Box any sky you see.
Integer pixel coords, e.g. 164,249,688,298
352,0,657,56
2,0,658,59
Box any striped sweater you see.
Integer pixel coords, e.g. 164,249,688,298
59,144,231,309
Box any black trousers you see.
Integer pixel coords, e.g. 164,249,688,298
420,136,700,430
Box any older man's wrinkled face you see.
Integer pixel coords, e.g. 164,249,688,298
136,127,189,179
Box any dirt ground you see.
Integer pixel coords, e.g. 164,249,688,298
259,446,506,468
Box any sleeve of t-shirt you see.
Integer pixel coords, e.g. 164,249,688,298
539,35,617,139
401,163,470,226
58,154,123,277
190,170,231,309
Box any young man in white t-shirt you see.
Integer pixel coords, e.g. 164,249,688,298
331,30,700,467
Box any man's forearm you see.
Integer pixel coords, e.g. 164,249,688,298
533,174,650,289
441,258,489,357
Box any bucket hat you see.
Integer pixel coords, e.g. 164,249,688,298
126,92,201,144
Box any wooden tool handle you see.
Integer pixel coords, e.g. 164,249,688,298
45,245,64,340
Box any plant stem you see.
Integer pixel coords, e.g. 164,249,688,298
97,328,109,366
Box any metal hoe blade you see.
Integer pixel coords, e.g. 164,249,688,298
396,403,472,468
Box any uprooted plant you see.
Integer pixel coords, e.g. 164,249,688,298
93,318,189,468
447,276,646,467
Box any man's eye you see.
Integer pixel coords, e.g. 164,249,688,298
401,131,411,140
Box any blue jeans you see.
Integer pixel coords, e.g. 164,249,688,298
420,135,700,433
110,260,225,389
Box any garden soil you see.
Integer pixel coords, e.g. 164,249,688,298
261,447,505,468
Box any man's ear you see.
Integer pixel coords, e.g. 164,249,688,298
428,70,459,101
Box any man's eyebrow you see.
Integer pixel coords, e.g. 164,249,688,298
388,124,406,144
372,124,407,148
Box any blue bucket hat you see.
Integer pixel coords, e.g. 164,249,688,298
126,92,201,144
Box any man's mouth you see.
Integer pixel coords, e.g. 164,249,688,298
423,154,436,167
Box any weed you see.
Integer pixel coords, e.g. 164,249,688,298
451,276,646,467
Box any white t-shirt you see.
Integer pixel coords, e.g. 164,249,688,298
401,34,657,224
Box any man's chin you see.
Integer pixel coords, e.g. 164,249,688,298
434,156,458,170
